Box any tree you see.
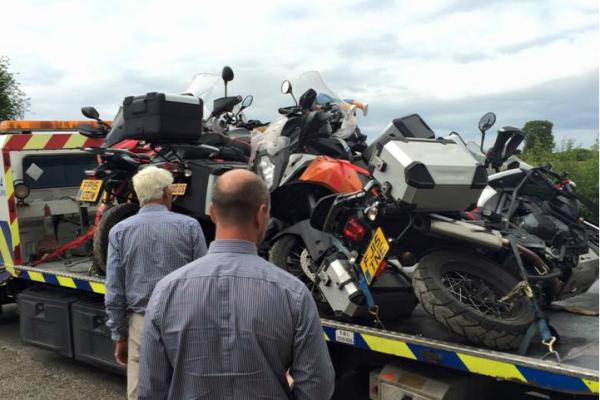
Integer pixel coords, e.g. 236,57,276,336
0,56,30,120
522,120,555,155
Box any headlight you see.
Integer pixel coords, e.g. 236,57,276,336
257,155,275,189
13,181,30,203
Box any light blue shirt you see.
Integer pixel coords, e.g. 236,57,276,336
105,204,206,341
138,239,335,400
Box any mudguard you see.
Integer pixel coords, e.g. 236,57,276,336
271,219,333,261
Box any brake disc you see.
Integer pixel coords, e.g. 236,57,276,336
300,249,317,282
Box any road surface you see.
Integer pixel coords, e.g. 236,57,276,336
0,304,124,400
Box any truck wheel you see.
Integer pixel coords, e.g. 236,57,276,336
269,235,327,306
413,250,534,350
93,203,139,274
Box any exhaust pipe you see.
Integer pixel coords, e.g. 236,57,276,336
429,217,508,250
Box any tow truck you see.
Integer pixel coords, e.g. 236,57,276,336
0,121,598,399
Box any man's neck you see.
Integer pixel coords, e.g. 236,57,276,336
144,201,166,207
214,226,257,244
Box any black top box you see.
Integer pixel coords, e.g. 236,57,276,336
122,92,204,143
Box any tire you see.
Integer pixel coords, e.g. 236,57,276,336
413,250,534,350
269,235,328,307
93,203,139,273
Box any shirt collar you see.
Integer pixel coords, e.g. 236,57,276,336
208,240,258,255
138,204,168,213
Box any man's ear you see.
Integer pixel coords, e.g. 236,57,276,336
256,204,268,226
208,202,217,224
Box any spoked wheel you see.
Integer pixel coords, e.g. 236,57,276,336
269,235,326,304
413,250,534,350
441,270,515,319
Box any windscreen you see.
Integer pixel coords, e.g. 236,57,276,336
295,71,366,139
104,107,126,147
185,73,222,116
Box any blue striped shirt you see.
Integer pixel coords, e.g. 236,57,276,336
137,240,335,400
105,204,207,341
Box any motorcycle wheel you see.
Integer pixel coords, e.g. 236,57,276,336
269,235,327,305
413,249,534,350
93,203,140,274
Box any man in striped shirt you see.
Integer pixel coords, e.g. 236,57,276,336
138,169,335,400
105,166,207,400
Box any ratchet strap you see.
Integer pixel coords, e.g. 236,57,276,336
507,238,561,360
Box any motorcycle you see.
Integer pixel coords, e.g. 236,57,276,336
77,66,257,273
291,112,539,350
453,113,599,307
251,72,371,265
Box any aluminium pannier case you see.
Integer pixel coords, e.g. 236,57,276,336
122,92,203,143
369,114,487,212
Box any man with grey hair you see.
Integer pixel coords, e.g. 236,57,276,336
138,169,334,400
105,166,207,400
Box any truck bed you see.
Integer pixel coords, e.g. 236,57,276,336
6,259,599,395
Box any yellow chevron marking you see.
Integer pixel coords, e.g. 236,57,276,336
0,233,13,267
89,281,106,294
64,134,86,148
582,379,599,393
56,276,77,289
362,334,417,360
10,219,20,248
4,167,14,197
324,332,329,341
5,265,16,276
23,134,51,150
27,271,46,283
458,353,527,383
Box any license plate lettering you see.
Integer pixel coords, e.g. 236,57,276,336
170,183,187,196
360,227,390,285
77,179,103,202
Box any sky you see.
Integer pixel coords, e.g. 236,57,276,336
1,0,598,147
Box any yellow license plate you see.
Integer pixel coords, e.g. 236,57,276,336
360,227,390,284
77,179,103,202
170,183,187,196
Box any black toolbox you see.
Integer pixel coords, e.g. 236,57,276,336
72,299,124,374
122,92,204,143
18,288,77,358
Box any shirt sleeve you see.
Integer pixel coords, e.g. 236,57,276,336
104,229,128,342
290,288,335,400
190,219,207,260
137,283,173,400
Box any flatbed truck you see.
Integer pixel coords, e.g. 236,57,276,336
0,124,598,399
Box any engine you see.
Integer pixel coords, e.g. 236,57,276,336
518,199,588,259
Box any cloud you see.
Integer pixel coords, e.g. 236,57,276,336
0,0,596,148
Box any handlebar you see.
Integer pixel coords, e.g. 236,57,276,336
278,106,302,115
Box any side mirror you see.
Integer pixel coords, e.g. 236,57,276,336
81,106,100,120
280,80,297,105
478,111,496,152
222,66,234,97
281,80,292,94
221,66,234,83
478,112,496,134
241,95,253,109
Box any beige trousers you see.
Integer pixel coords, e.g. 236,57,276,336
127,313,145,400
